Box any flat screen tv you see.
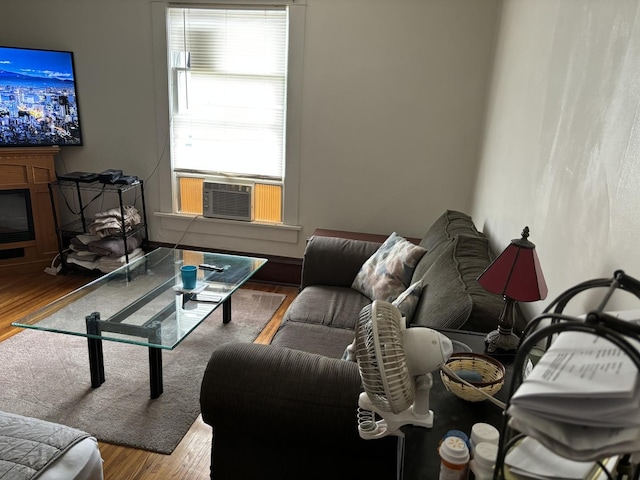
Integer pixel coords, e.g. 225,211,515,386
0,45,83,147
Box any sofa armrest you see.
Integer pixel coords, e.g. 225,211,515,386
200,342,364,439
300,235,381,289
200,343,399,479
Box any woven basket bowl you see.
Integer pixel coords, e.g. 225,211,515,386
440,352,505,402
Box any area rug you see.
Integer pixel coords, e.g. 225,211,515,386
0,289,284,454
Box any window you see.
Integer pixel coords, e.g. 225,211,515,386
166,5,288,223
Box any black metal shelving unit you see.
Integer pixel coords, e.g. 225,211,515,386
494,269,640,480
48,178,149,271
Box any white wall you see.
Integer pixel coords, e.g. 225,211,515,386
297,0,499,239
473,0,640,317
1,0,500,258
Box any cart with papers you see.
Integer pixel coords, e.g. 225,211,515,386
494,270,640,480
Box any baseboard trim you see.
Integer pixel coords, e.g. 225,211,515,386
147,241,302,287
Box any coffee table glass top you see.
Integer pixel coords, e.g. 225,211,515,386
12,247,267,349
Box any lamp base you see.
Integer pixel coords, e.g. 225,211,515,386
485,328,520,353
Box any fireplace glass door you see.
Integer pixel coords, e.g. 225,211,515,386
0,189,36,244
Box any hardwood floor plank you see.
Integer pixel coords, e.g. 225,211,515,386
1,271,297,479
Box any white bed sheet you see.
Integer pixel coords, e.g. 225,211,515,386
39,437,104,480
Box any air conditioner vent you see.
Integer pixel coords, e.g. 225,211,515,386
203,182,254,221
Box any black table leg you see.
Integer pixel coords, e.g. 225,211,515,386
223,297,232,324
397,435,405,480
149,347,163,399
87,337,105,388
86,312,105,388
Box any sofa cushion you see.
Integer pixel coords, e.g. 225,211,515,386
420,210,481,251
414,210,483,280
283,285,370,330
271,322,358,359
410,234,507,333
352,232,427,302
301,235,382,289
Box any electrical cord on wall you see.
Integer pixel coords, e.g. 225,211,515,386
171,214,201,249
56,149,69,174
59,184,106,216
145,214,203,268
144,127,170,186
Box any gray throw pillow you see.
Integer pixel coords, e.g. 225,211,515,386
414,210,483,278
411,234,505,332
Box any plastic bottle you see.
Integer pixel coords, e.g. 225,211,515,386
443,430,471,478
469,422,500,456
438,435,470,480
469,442,498,480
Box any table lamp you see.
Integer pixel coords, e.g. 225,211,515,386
477,226,548,352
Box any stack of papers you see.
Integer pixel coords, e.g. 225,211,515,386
505,437,597,479
507,328,640,462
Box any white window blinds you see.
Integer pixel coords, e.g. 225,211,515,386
167,6,287,180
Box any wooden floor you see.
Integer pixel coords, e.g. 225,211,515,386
0,269,299,480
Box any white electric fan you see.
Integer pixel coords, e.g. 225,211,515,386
355,300,453,439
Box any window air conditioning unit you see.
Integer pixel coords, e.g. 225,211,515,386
203,181,254,221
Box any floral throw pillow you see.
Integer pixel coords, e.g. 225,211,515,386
351,232,427,302
341,338,357,362
392,280,424,323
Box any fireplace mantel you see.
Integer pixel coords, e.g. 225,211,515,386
0,146,59,275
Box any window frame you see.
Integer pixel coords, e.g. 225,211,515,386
168,6,287,182
151,0,304,232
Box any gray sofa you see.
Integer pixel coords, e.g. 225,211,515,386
199,210,523,479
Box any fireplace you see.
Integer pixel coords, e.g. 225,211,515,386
0,147,59,274
0,189,36,244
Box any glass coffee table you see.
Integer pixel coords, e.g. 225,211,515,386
12,247,267,398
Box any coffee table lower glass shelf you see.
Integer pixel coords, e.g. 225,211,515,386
12,247,267,398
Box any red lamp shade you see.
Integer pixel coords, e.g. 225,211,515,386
478,226,548,302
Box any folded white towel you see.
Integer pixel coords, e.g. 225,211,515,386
66,256,100,271
97,248,144,273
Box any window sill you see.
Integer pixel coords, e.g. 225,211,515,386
154,212,301,244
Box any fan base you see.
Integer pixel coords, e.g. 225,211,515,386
358,393,434,439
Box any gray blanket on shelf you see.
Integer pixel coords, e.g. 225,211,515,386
89,205,141,238
87,235,141,257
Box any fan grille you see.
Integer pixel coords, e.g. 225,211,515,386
355,301,414,414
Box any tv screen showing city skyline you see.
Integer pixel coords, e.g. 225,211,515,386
0,46,83,147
